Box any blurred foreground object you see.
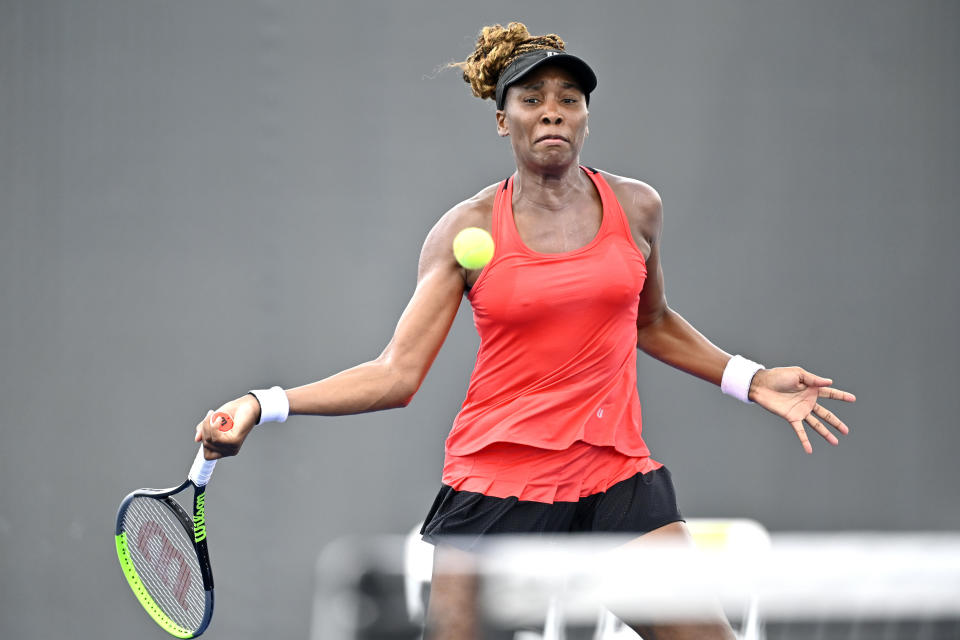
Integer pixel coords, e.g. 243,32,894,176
312,522,960,640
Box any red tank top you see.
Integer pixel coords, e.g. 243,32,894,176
445,167,651,458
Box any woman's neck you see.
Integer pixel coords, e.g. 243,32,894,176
512,161,588,213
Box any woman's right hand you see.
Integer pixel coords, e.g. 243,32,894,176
194,394,262,460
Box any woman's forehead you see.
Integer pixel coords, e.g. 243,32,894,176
513,65,582,91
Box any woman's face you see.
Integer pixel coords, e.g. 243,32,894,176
496,65,589,170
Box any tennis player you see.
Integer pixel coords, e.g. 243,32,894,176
196,22,855,639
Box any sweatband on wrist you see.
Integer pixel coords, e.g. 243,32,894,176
249,386,289,425
721,355,764,403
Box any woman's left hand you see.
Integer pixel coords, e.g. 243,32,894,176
749,367,856,454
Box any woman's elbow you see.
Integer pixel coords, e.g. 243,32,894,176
635,307,672,350
385,366,423,409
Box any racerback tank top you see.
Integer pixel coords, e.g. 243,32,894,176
445,167,651,458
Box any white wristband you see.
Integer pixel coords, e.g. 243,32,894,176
721,355,764,403
250,386,289,424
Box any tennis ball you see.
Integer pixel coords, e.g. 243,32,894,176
453,227,495,270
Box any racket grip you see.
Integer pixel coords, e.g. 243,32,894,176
189,446,217,487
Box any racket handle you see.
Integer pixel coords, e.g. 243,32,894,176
189,411,233,486
189,446,217,486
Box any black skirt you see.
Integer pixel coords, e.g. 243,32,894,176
421,466,683,551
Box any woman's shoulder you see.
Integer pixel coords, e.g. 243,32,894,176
595,170,662,216
436,181,501,233
595,170,663,245
420,181,501,256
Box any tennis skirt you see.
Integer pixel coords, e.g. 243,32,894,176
421,465,683,551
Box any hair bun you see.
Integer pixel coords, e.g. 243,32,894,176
452,22,565,102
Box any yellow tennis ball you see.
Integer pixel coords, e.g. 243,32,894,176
453,227,495,270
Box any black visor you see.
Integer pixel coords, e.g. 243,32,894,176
494,49,597,110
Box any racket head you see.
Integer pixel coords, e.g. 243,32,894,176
115,481,214,638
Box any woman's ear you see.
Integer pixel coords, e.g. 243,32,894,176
496,110,509,137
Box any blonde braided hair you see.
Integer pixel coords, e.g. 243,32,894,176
451,22,565,101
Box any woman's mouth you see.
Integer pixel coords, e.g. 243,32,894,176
536,134,570,145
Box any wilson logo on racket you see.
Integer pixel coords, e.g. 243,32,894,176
193,493,207,543
137,520,193,611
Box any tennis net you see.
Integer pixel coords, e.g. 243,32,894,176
311,523,960,639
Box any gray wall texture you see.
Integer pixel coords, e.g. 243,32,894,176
1,1,958,638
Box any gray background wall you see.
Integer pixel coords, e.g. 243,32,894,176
1,1,957,638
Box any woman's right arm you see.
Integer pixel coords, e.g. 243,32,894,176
285,221,467,415
195,199,485,459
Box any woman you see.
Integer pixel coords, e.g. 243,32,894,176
196,22,854,639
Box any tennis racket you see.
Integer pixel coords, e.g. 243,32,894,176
115,411,234,638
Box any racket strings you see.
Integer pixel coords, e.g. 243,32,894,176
120,496,207,631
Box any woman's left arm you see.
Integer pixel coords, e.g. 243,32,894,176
628,181,855,453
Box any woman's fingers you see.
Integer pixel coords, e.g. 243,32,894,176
793,403,852,453
813,403,850,435
798,370,833,388
195,409,239,457
805,414,839,446
195,409,213,442
791,420,814,454
818,386,856,403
